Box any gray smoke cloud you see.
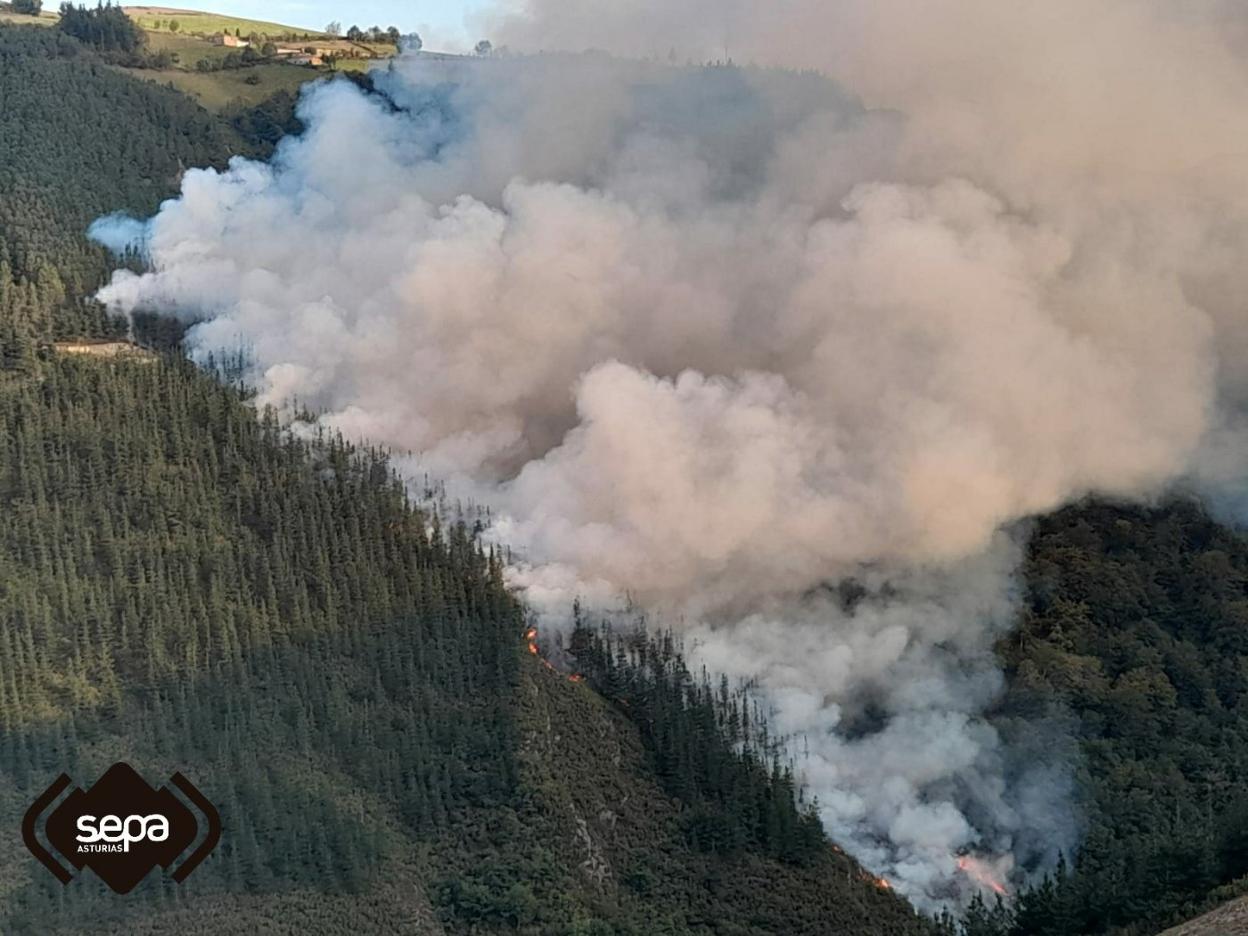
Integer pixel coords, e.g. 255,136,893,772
87,213,148,256
93,0,1248,909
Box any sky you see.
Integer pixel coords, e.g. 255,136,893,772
163,1,494,51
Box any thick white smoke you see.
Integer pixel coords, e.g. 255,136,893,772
94,0,1248,908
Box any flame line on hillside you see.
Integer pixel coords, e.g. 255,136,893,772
956,855,1009,897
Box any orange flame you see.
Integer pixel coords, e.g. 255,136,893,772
957,856,1009,896
525,625,573,674
569,674,585,683
875,877,892,891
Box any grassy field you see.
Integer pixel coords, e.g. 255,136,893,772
124,6,323,39
3,4,389,113
133,63,322,110
144,29,234,63
0,4,56,26
125,11,393,111
129,34,375,111
333,57,376,74
1,4,310,37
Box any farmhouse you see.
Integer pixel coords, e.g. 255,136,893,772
213,33,250,48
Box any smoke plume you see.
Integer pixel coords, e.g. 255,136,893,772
94,0,1248,908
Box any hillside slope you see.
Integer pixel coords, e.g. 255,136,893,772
0,20,924,935
19,14,1248,936
0,349,930,935
123,5,325,37
1161,895,1248,936
508,658,928,935
993,501,1248,934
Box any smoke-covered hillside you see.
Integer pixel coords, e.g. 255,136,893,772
0,20,930,936
93,0,1248,911
9,5,1248,936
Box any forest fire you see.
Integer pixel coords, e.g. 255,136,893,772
524,625,563,672
856,866,892,892
956,856,1009,896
